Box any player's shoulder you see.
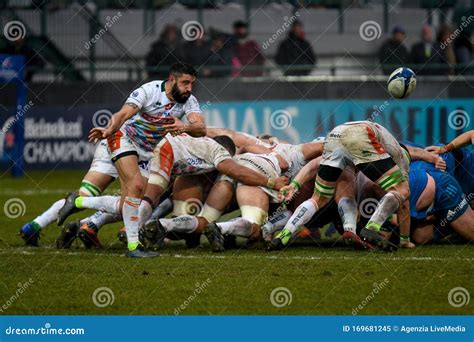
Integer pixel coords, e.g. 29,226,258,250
139,80,166,93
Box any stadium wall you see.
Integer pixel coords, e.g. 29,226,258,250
1,78,473,170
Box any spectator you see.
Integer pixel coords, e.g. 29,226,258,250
203,32,233,77
437,25,456,75
145,24,183,79
230,20,264,77
181,34,211,69
0,33,45,82
453,30,473,75
410,25,444,75
379,26,410,75
275,20,316,76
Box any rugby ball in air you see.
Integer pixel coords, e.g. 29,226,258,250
387,67,417,99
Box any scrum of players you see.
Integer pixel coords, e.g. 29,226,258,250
18,63,474,257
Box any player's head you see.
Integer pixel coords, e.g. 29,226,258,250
290,20,304,39
168,63,197,104
213,135,236,156
233,20,248,39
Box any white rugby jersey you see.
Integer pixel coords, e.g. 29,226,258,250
271,143,307,180
166,133,232,176
123,80,201,152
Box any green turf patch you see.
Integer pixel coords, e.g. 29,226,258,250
1,171,473,315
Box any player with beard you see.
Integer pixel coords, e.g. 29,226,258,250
58,63,206,257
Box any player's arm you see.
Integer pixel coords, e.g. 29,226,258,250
183,112,206,137
279,157,321,202
239,144,272,154
216,159,288,190
300,142,324,161
162,112,206,137
207,127,263,148
407,146,446,171
426,130,474,153
206,127,232,138
88,103,140,141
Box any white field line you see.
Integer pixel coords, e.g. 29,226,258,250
0,189,71,196
0,249,472,262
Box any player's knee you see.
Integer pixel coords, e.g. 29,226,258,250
199,203,223,223
241,205,268,226
79,180,103,197
129,181,145,197
412,230,431,245
314,179,335,203
390,182,410,203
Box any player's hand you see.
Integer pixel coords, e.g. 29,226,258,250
273,176,289,191
88,127,113,142
425,145,445,154
162,117,185,135
278,184,296,202
399,240,416,249
434,156,446,171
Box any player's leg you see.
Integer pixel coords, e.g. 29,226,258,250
358,159,408,250
268,147,346,250
152,177,234,251
142,175,207,250
334,167,357,235
269,172,341,250
333,167,374,249
219,185,269,239
20,170,115,247
411,222,435,244
449,208,474,242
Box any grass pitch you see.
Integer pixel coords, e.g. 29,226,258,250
1,170,473,315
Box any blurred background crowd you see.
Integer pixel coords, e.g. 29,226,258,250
0,0,473,82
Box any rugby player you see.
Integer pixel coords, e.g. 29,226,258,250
409,162,474,244
147,150,289,252
58,63,206,257
145,138,324,252
270,121,413,251
59,134,288,256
